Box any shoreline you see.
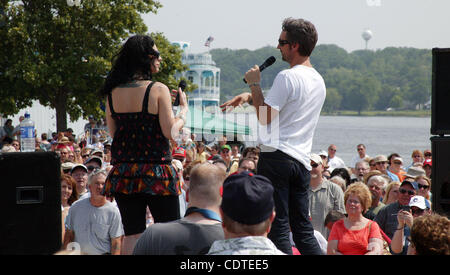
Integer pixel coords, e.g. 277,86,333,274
321,110,431,118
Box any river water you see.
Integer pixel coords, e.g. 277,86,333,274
311,115,432,167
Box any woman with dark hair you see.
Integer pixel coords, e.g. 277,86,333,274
101,34,188,254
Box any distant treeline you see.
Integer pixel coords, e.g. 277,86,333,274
210,45,431,114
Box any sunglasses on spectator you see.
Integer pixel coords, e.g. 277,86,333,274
311,163,319,168
418,183,429,190
87,165,98,171
411,207,425,215
82,155,90,158
399,188,415,196
424,153,432,157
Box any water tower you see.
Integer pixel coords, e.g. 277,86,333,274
362,29,373,50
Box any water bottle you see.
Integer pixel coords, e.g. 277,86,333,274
20,112,35,152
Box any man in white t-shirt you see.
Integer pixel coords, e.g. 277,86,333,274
64,169,124,255
327,144,346,173
350,144,369,173
220,18,325,255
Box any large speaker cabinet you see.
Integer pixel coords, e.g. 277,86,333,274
431,48,450,135
0,152,62,254
430,137,450,217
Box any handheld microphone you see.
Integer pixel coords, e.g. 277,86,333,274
243,56,276,83
173,80,186,106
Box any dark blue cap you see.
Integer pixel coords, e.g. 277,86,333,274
221,171,274,225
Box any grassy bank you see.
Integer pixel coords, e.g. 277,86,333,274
322,110,431,117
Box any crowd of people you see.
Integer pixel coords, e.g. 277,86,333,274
4,120,450,255
2,17,449,256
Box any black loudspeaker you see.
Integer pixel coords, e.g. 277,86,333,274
430,137,450,217
0,152,62,254
431,48,450,135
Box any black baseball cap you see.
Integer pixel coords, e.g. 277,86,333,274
221,171,274,225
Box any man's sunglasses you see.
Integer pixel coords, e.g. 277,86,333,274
411,207,425,215
278,39,291,46
399,188,415,196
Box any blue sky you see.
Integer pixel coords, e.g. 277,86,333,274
143,0,450,53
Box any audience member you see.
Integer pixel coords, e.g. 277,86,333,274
368,157,377,171
406,149,424,170
237,157,256,174
374,179,418,239
373,155,399,182
64,169,124,255
241,146,260,166
330,167,352,188
84,156,103,173
423,149,432,160
207,172,285,255
390,195,431,255
70,164,90,200
388,155,406,182
354,160,370,183
324,210,346,232
329,176,346,192
327,182,383,255
231,144,241,160
422,159,432,179
409,213,450,255
327,144,346,173
219,145,238,174
350,144,369,174
415,175,432,206
195,141,209,163
382,181,401,205
308,154,345,239
61,174,78,243
133,163,226,255
364,175,388,220
206,144,219,161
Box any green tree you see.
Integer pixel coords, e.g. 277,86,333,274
322,87,342,113
0,0,192,132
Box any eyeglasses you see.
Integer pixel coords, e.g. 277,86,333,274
399,188,415,196
413,155,421,158
411,208,425,215
278,39,291,46
311,163,319,168
87,165,98,171
418,183,429,190
150,50,160,59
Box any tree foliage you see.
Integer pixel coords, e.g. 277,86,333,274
211,44,432,113
0,0,189,131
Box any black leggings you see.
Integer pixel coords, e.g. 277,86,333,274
114,193,180,236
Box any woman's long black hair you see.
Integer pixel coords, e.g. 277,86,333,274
100,35,159,96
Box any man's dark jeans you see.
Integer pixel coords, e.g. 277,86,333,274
257,150,322,255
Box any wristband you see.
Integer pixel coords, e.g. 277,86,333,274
396,226,404,230
248,82,260,88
